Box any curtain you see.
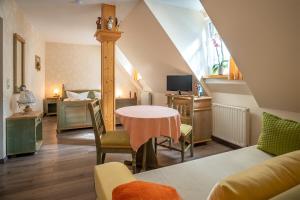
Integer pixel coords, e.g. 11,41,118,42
229,57,243,80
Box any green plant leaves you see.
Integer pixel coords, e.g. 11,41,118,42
212,60,229,73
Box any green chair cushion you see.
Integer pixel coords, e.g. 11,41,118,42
257,112,300,156
180,124,192,136
102,130,131,149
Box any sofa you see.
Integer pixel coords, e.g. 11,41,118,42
94,146,300,200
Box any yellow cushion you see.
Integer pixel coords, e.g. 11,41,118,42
208,150,300,200
270,184,300,200
180,124,192,136
102,130,131,148
94,162,136,200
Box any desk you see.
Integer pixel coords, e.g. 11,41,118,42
116,105,181,170
167,94,212,144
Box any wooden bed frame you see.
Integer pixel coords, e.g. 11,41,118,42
57,85,137,133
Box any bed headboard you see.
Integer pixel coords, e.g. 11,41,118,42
61,84,101,100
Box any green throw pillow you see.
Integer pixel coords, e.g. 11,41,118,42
257,112,300,156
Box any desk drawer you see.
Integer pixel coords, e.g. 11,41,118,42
194,99,211,109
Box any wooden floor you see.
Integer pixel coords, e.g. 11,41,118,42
0,116,232,200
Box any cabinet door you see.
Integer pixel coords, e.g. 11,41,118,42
6,119,36,155
193,109,212,143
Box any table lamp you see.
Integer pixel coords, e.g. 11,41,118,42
17,85,36,113
53,88,60,98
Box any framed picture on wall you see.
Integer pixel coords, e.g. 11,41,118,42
35,55,41,71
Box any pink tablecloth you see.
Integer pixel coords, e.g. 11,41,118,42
116,105,181,151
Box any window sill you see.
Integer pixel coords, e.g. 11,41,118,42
204,75,229,80
203,78,250,95
204,78,246,85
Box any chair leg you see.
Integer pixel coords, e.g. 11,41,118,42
154,138,157,155
190,132,194,157
168,138,172,148
181,138,185,162
142,144,147,171
97,151,102,165
101,153,106,164
132,151,137,174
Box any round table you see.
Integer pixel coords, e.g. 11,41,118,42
116,105,181,170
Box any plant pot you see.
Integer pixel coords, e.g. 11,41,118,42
218,67,224,75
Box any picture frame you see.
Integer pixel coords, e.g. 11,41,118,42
35,55,41,71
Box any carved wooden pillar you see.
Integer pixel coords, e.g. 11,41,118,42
95,4,121,130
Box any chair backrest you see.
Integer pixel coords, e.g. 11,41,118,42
168,95,194,125
88,100,106,149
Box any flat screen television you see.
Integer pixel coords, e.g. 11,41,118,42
167,75,193,92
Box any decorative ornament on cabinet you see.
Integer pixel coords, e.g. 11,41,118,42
115,17,120,31
107,16,114,30
96,17,102,30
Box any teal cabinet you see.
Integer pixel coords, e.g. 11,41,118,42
6,112,43,156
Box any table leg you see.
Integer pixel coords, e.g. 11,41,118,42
136,138,158,171
142,144,147,171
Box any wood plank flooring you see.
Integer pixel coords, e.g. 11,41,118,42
0,116,232,200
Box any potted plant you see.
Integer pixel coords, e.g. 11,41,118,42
212,37,228,75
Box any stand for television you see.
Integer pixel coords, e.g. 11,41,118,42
166,94,212,145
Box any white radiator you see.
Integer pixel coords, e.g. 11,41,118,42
140,91,152,105
212,103,250,147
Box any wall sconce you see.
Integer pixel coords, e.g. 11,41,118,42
53,88,60,97
116,89,122,98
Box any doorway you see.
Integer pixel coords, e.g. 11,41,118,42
0,17,4,163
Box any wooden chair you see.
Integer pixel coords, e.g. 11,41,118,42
155,95,194,162
88,100,136,173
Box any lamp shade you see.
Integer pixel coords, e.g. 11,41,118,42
18,89,36,106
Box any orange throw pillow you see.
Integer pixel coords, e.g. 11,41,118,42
112,180,182,200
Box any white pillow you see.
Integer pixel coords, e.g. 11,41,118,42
63,98,90,101
66,91,89,100
94,91,101,99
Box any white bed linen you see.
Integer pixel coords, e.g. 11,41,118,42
66,91,89,100
135,146,273,200
63,98,91,101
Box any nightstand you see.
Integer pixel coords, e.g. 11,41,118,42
6,111,43,156
44,97,59,116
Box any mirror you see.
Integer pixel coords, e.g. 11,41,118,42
13,33,25,93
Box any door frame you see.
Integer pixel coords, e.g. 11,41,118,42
0,17,5,163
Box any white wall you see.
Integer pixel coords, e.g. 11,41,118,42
118,1,193,105
201,0,300,144
208,83,300,145
45,43,101,96
45,42,138,98
0,0,45,159
145,0,209,79
201,0,300,112
115,61,139,98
